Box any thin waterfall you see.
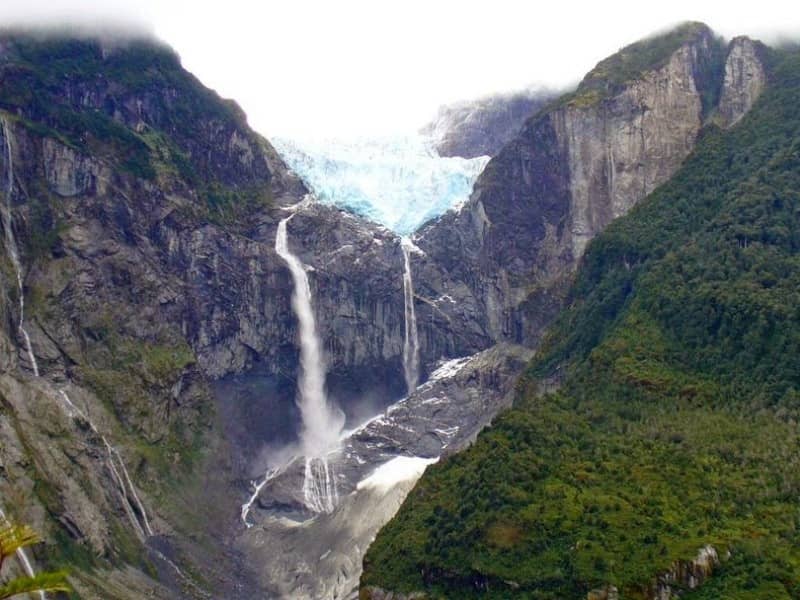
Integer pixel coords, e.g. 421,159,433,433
241,462,291,527
57,391,153,540
401,237,420,393
0,505,46,600
0,118,38,376
275,214,343,513
0,117,45,599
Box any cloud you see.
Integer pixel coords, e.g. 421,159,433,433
0,0,798,138
0,0,153,35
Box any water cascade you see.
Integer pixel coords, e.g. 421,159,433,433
0,119,38,376
0,505,46,600
56,391,153,540
401,238,420,393
0,119,152,590
275,214,344,514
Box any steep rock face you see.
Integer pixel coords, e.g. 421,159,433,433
421,88,556,158
417,23,760,347
651,546,720,599
718,37,767,127
240,345,533,600
0,31,490,598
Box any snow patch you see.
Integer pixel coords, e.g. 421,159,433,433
429,356,473,381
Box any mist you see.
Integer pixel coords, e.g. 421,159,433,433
1,0,798,138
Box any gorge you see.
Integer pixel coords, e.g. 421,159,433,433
0,18,796,600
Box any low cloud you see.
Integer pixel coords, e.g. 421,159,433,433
0,0,153,36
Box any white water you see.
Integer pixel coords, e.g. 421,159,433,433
356,456,439,494
1,119,38,377
57,391,153,540
0,504,46,600
401,238,420,393
302,456,338,514
275,214,344,513
241,462,292,527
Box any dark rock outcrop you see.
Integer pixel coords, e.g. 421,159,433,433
0,23,769,600
421,87,557,158
417,23,763,349
651,546,720,599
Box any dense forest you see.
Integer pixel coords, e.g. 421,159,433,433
361,43,800,599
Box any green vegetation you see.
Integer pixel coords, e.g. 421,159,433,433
76,312,208,479
556,22,726,110
361,46,800,599
0,520,71,598
0,30,268,199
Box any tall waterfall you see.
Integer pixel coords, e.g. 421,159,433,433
0,119,38,376
275,214,343,513
0,117,46,600
401,238,420,394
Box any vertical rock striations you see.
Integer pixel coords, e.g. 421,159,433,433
417,22,763,348
718,36,767,127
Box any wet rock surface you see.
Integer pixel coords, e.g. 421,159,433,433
0,26,767,600
239,345,533,599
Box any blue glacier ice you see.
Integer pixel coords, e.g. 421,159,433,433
271,134,490,235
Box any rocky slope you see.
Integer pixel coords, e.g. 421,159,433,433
416,23,767,347
0,28,466,598
421,87,557,158
361,33,798,600
0,21,773,600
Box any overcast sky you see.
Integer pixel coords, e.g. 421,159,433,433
0,0,798,139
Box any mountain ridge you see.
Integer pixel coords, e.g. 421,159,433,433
0,21,789,600
360,34,800,600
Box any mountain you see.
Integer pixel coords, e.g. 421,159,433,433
0,27,498,599
421,87,558,159
0,20,787,600
360,33,800,600
415,22,749,348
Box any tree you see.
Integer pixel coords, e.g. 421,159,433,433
0,521,70,599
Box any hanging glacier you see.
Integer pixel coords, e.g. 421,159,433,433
271,134,490,235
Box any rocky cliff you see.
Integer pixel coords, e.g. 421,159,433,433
0,22,773,600
417,22,765,347
421,87,557,158
0,28,466,598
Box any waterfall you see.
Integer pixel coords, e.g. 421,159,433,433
0,117,46,599
302,456,338,514
0,119,38,376
0,505,46,600
57,391,153,540
275,214,343,513
401,237,419,393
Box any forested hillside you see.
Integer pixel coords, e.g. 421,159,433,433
361,43,800,600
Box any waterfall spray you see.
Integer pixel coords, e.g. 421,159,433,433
275,214,343,513
0,118,38,376
401,237,420,394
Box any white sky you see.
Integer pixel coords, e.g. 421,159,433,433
0,0,798,139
